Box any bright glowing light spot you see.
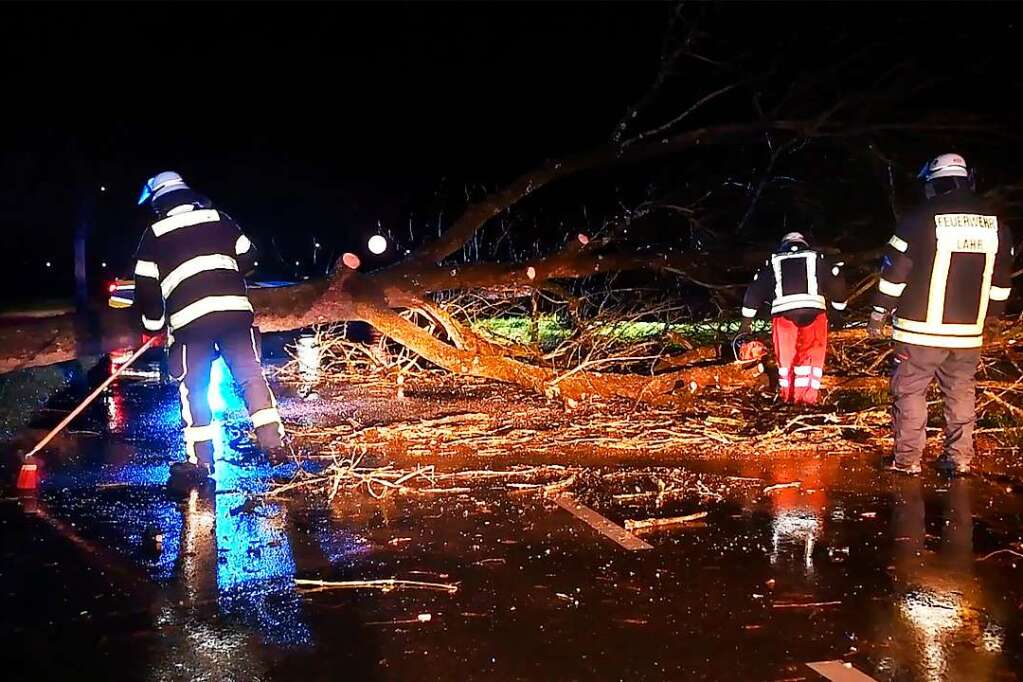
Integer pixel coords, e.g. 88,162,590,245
45,261,52,268
900,589,963,636
208,357,229,413
900,588,967,678
342,252,361,269
368,235,388,255
314,242,321,249
983,624,1005,653
770,510,820,572
297,335,321,386
100,186,106,192
101,261,107,268
109,347,134,365
254,261,259,267
294,260,300,266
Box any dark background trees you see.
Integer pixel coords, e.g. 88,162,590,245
1,3,1019,301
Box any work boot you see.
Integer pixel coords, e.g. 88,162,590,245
886,460,922,476
167,461,211,496
934,458,972,477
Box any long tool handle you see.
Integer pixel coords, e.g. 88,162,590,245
25,337,159,459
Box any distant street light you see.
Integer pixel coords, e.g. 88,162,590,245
368,234,388,255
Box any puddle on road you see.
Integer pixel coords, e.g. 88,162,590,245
2,359,1022,680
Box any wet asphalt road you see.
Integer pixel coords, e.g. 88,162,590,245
1,357,1022,681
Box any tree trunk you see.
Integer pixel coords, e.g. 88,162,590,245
346,300,760,406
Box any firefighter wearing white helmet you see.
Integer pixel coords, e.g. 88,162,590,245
137,171,189,205
917,153,974,198
134,171,288,492
740,231,848,405
869,154,1013,475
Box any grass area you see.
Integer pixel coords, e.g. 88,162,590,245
472,315,768,348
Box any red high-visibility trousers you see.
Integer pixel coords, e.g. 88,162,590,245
772,312,828,404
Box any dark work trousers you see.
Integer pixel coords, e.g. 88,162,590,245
167,326,284,465
890,343,980,468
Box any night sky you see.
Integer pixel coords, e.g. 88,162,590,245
1,3,1019,304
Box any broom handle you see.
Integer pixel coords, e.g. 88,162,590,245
25,336,159,459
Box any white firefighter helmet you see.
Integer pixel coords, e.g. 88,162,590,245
780,231,808,250
918,153,969,182
138,171,188,205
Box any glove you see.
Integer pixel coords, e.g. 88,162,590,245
738,318,753,335
867,310,888,339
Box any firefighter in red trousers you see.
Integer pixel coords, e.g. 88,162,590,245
739,232,848,404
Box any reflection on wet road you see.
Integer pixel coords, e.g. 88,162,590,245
882,478,1010,681
1,361,1021,680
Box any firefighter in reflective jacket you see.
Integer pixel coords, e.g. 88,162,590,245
740,232,848,405
134,171,286,489
868,154,1013,476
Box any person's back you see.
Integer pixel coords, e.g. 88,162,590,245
136,184,256,343
880,187,1010,349
134,171,285,492
870,153,1013,475
740,232,847,404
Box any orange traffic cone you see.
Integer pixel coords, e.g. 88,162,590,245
16,459,38,491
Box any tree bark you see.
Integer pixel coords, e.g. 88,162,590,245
0,244,751,374
346,299,759,406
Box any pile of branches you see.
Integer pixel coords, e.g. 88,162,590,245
265,445,764,525
439,286,739,374
274,315,1023,473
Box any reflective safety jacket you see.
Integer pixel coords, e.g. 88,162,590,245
742,247,848,323
133,189,258,342
873,188,1013,348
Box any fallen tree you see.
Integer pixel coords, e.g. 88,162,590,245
0,120,824,376
0,124,1002,407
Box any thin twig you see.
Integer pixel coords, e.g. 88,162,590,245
295,578,459,594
